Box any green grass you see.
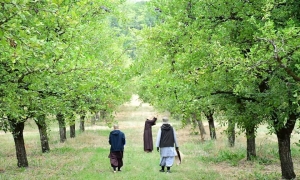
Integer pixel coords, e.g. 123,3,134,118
1,104,300,179
202,148,245,166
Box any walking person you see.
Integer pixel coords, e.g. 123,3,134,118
143,116,157,152
156,117,179,173
108,124,126,173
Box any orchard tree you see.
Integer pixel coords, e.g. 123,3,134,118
132,0,300,179
0,0,129,167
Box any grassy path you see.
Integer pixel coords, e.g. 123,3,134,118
2,96,300,179
0,99,214,180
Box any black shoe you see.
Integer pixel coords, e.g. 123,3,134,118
118,169,122,172
159,169,165,172
167,170,171,173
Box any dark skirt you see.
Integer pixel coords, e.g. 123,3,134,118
108,151,123,168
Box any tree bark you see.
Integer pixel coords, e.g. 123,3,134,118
277,133,295,179
91,112,96,125
100,110,106,120
196,119,206,141
192,113,206,141
79,114,85,132
69,113,76,138
275,113,297,179
204,110,216,140
35,114,50,153
70,124,75,138
227,119,235,147
10,120,28,167
246,124,256,160
57,113,66,143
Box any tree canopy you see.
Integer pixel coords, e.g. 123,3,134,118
1,0,300,179
131,0,300,179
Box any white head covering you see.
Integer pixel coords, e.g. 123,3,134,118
162,117,169,124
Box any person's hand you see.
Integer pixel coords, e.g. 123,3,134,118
176,147,179,151
157,147,159,152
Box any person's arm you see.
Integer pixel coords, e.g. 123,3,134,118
122,133,126,145
156,128,161,148
109,133,111,145
173,128,179,148
152,117,157,125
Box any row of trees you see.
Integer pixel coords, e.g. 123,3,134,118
132,0,300,179
1,0,299,179
1,0,131,168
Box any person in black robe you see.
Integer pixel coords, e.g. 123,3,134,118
144,116,157,152
108,124,126,173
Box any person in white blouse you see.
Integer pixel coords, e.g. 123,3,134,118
156,117,179,173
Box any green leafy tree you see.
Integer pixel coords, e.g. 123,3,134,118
0,0,129,167
132,0,300,179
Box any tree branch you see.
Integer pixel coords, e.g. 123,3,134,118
195,90,257,102
262,39,300,82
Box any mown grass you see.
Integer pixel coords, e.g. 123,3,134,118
1,103,300,179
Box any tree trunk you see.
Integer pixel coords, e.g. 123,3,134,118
100,110,106,120
277,133,295,179
70,124,75,138
204,110,216,140
10,120,28,167
246,124,256,160
69,113,76,138
275,113,297,179
196,119,206,141
227,119,235,147
57,113,66,143
192,113,206,141
91,112,96,125
35,114,50,153
80,114,85,132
